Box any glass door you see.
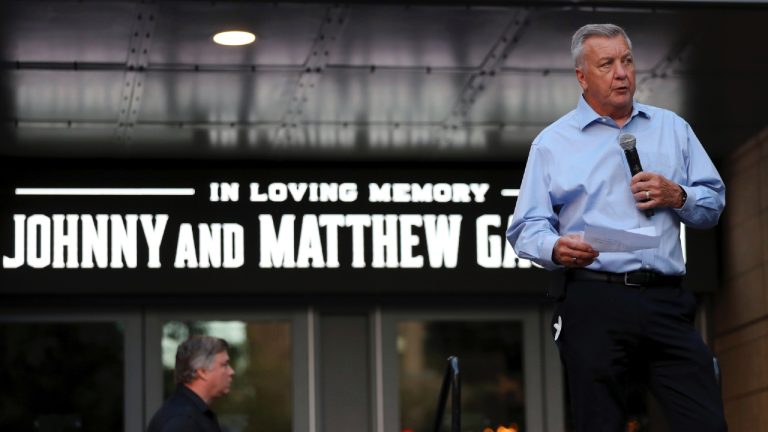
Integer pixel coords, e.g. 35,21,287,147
378,308,563,432
0,308,142,432
143,309,311,432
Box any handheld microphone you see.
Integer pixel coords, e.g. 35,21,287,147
619,133,653,217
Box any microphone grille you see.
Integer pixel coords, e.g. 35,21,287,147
619,133,636,151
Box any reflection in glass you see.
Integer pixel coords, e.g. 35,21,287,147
162,320,291,432
0,322,124,432
398,320,525,432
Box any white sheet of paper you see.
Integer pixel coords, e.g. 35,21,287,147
582,225,660,252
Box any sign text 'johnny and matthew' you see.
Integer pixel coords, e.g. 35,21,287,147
2,182,532,270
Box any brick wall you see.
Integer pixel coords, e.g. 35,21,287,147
714,128,768,431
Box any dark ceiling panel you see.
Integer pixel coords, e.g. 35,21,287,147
1,1,767,162
304,67,470,123
685,74,767,135
129,126,232,155
149,2,327,66
494,124,547,153
635,76,688,119
469,72,578,125
0,1,135,63
6,70,124,121
503,8,691,72
121,122,541,161
331,5,517,68
139,70,299,124
671,9,768,74
5,127,118,158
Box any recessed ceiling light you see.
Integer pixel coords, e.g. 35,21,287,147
213,31,256,46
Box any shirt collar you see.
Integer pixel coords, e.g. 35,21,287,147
575,94,651,130
178,383,211,414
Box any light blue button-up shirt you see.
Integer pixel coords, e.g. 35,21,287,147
507,96,725,274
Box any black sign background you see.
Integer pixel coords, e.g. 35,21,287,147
0,159,719,296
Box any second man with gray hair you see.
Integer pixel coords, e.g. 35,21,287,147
147,335,235,432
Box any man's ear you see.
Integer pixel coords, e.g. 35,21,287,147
195,368,209,381
575,68,588,92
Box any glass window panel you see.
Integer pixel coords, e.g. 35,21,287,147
161,320,292,432
398,320,525,432
0,322,124,432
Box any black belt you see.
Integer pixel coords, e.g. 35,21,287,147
567,269,682,287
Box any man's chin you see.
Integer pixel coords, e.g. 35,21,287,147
613,94,633,106
609,99,633,114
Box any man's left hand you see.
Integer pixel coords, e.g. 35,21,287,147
630,172,685,210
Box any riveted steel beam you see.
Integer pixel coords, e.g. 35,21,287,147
116,1,157,143
634,32,699,102
272,5,349,146
435,8,530,148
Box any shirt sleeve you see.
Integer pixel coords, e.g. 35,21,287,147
674,122,726,228
506,141,562,270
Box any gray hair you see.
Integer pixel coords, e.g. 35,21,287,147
571,24,632,68
174,335,229,384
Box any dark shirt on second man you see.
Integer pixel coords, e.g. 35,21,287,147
147,384,222,432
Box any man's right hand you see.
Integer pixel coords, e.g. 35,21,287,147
552,234,599,268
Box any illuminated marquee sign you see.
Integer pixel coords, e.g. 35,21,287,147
0,165,554,295
0,160,710,296
2,181,531,271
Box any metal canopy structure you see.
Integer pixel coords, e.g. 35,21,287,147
1,1,767,162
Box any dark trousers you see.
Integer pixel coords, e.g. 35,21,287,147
552,279,727,432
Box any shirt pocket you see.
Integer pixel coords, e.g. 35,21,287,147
643,151,682,182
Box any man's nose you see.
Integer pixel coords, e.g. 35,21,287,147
614,62,627,79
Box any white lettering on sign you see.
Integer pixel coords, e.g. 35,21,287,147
475,214,534,269
2,214,169,269
346,215,370,268
249,182,358,202
174,223,244,268
424,214,462,268
2,213,547,271
368,183,489,203
209,182,240,202
2,177,560,273
257,214,463,269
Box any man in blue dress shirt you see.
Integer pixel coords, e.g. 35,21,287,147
507,24,727,431
147,336,235,432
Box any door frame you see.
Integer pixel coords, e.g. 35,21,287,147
143,307,312,432
0,307,144,432
376,306,564,432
